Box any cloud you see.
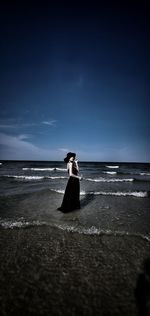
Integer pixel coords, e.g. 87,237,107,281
42,120,57,126
73,144,150,162
0,133,149,162
0,118,57,130
18,134,31,140
0,133,60,160
0,121,36,129
0,124,19,129
58,148,69,153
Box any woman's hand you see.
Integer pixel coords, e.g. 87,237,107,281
74,160,78,166
74,160,79,172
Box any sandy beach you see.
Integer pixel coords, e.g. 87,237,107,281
0,225,150,316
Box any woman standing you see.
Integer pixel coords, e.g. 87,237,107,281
58,152,82,212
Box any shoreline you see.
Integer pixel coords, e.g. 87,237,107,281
0,226,150,315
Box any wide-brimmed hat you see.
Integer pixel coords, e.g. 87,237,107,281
64,152,76,163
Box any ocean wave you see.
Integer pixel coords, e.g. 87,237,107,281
3,174,149,183
51,189,148,198
23,167,54,171
51,189,65,194
55,224,150,242
81,191,148,197
22,167,67,172
85,177,134,182
3,175,67,180
0,218,47,229
0,219,149,242
105,165,119,169
116,172,150,180
48,176,67,179
4,175,44,180
103,171,117,175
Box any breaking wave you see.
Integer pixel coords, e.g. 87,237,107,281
55,224,150,242
0,219,149,242
51,189,148,198
105,165,119,169
103,171,117,175
22,167,67,172
2,174,149,184
0,218,47,229
85,177,134,182
3,175,67,180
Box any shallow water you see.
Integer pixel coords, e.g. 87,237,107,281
0,160,150,241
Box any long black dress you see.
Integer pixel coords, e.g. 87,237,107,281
58,162,80,212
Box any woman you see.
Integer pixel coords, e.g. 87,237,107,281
58,152,82,212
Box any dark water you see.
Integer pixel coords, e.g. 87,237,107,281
0,160,150,241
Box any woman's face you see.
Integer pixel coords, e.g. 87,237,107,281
69,156,75,162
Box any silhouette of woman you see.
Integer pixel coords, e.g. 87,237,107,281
58,152,82,212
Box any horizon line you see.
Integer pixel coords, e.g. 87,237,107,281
0,159,149,164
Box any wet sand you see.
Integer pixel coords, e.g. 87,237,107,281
0,226,150,316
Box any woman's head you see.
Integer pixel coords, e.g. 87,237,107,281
64,152,76,163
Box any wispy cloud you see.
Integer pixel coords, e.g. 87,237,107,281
0,119,57,130
0,133,60,160
0,134,149,162
0,133,74,161
58,148,69,153
18,134,31,140
42,120,57,126
0,124,19,129
0,120,36,129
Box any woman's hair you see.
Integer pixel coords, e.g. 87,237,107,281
64,152,76,163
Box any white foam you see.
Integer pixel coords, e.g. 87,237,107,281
86,177,134,183
56,168,67,172
22,168,55,171
22,167,67,172
106,165,119,169
80,191,147,197
103,171,117,175
0,219,47,229
0,219,149,242
47,176,67,179
140,172,150,176
4,175,67,181
50,189,148,198
4,175,44,180
55,224,150,241
51,189,65,194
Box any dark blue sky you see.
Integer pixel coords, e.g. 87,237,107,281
0,1,149,161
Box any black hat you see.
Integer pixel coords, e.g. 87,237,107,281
64,152,76,163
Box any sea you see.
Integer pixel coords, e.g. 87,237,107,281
0,160,150,241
